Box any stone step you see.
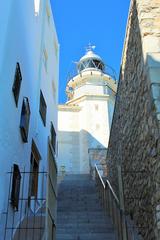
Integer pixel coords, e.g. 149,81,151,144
57,211,108,216
57,218,109,225
57,218,110,224
57,225,114,234
58,205,103,209
56,233,116,240
57,222,112,228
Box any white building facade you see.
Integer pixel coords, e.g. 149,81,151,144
0,1,59,239
58,47,117,175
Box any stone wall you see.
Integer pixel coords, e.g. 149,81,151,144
106,0,160,239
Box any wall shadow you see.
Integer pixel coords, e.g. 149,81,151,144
58,129,107,176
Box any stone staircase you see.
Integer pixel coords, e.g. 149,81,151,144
56,174,116,240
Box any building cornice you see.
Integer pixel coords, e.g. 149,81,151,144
58,104,81,112
66,94,110,105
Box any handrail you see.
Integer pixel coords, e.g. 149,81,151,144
95,164,105,189
95,164,142,240
106,179,119,205
95,164,119,204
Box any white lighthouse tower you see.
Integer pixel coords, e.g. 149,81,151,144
58,46,117,175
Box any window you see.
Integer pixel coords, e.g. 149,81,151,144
95,104,99,111
20,97,31,142
11,164,21,211
52,81,56,101
46,3,50,23
28,141,41,201
54,40,59,59
50,122,56,153
96,124,100,130
12,63,22,107
39,90,47,126
29,154,39,198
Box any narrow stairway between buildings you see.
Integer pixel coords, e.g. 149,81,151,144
56,174,116,240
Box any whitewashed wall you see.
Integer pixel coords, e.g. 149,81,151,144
0,0,59,238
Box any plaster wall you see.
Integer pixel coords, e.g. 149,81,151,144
58,94,114,174
58,110,80,173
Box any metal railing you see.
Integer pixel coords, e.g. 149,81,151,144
95,164,142,240
2,167,56,240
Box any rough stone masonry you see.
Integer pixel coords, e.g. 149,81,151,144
106,0,160,239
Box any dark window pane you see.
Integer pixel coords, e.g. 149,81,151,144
92,60,104,71
12,63,22,107
11,164,21,211
39,90,47,126
30,154,39,197
28,141,41,204
50,122,56,153
20,97,31,142
87,60,95,68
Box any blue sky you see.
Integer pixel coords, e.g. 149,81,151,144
51,0,131,103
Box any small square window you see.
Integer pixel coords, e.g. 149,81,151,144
54,40,59,59
39,90,47,126
95,104,99,111
46,4,50,23
50,122,56,153
20,97,31,142
43,48,48,72
12,63,22,107
52,81,57,101
11,164,21,211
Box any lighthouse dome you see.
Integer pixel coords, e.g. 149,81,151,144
77,45,105,73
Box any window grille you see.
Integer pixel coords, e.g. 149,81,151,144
39,90,47,126
20,97,31,142
12,62,22,107
11,164,21,211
